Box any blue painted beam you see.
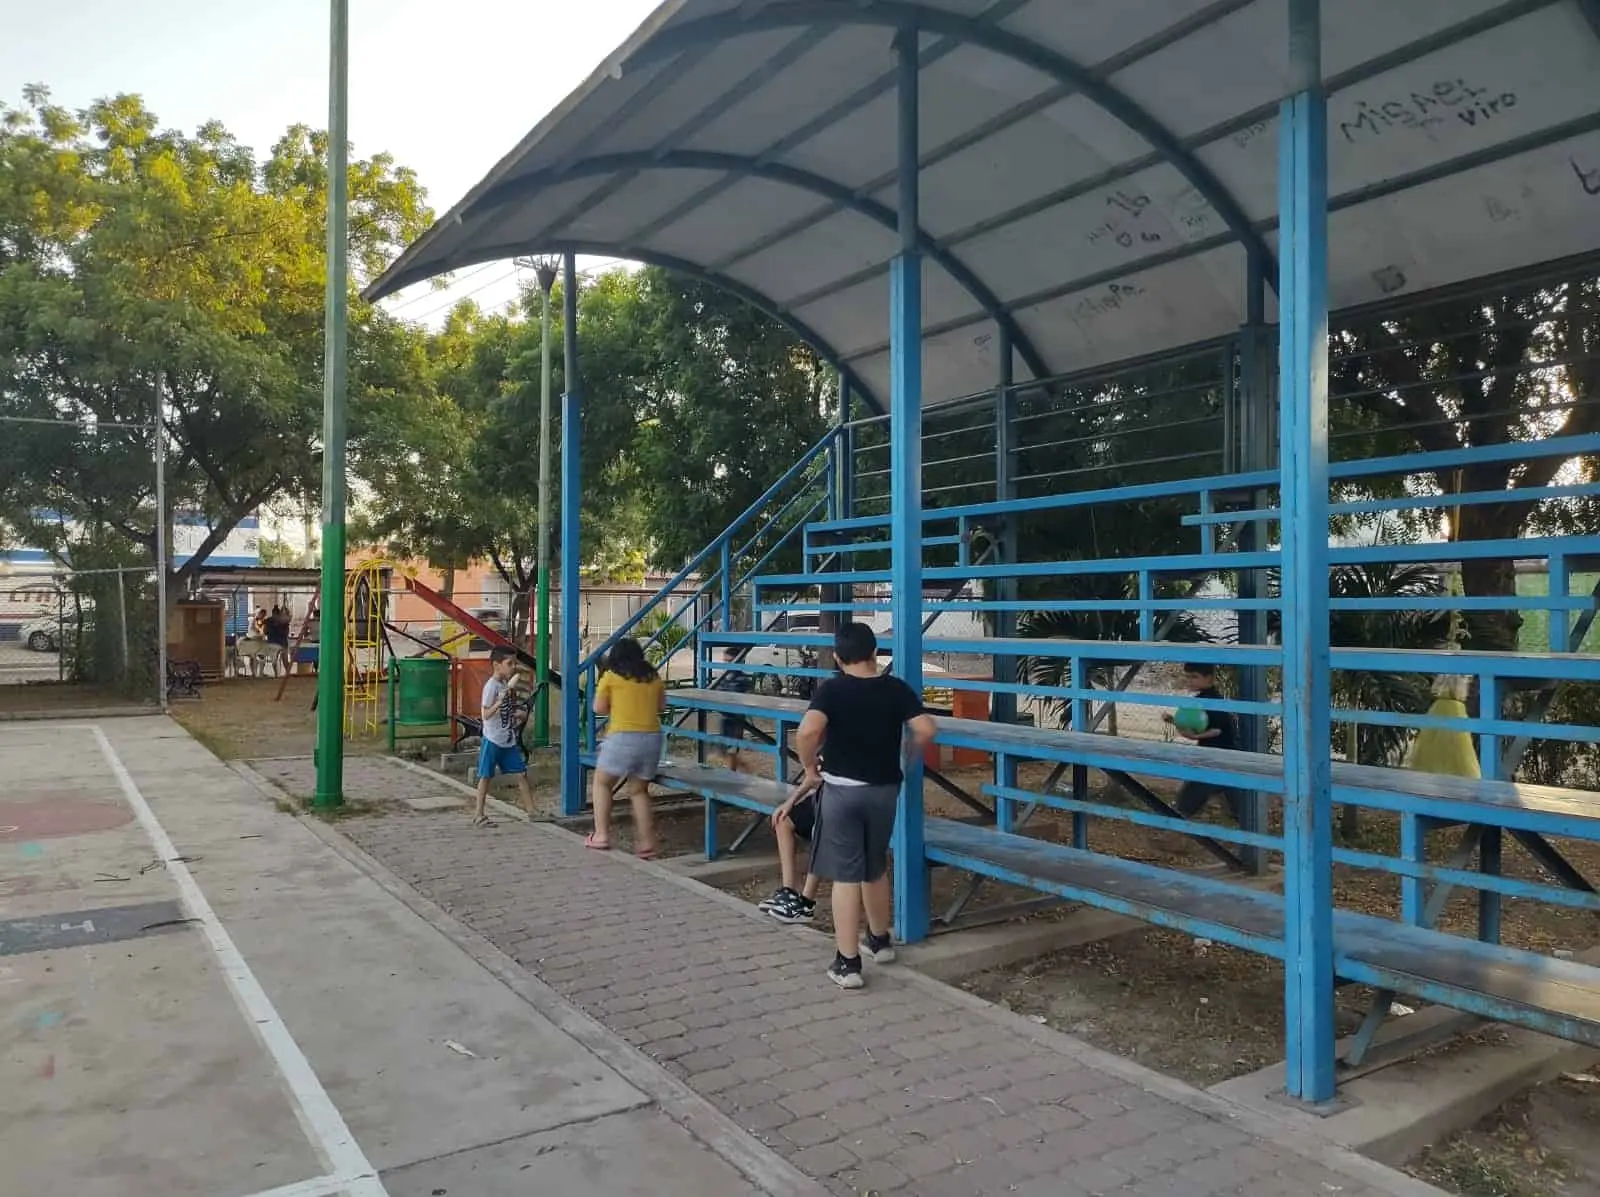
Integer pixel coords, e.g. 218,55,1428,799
618,2,1279,284
620,1,1036,258
1183,481,1600,523
809,431,1600,534
1278,0,1336,1105
463,150,1053,384
836,369,855,521
559,252,585,818
1580,0,1600,39
367,238,883,416
889,31,930,946
992,332,1019,726
496,28,832,264
834,109,1600,363
785,1,1558,329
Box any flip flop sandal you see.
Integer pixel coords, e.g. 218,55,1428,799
584,833,611,850
635,846,659,861
471,815,496,828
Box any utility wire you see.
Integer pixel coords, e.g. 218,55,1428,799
383,259,505,312
402,255,631,325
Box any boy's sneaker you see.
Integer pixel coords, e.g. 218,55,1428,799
827,953,865,990
861,931,896,963
768,890,816,925
757,886,795,913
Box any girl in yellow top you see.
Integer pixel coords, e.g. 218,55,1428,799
587,636,667,857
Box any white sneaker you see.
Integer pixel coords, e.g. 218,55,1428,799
860,933,896,963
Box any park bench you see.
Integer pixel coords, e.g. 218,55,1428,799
166,658,204,700
662,685,1600,1062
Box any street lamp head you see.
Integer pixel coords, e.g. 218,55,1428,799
532,257,560,294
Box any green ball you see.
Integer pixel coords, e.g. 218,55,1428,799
1173,706,1209,735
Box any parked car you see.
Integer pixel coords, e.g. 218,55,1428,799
738,613,944,697
20,613,68,652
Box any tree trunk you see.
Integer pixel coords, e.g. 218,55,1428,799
441,567,456,602
1455,502,1523,657
1340,721,1361,841
510,587,532,650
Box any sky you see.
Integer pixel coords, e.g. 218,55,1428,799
2,0,660,322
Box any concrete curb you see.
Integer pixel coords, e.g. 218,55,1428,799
228,760,828,1197
569,820,1451,1197
0,705,159,722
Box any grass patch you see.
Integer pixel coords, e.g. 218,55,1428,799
1414,1142,1562,1197
179,719,244,761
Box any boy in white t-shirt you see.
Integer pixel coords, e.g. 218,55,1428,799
473,647,535,827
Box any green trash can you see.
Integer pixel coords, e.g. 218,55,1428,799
393,656,450,727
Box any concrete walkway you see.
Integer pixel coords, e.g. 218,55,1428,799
318,760,1446,1197
0,718,819,1197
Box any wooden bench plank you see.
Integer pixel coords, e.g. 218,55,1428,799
927,819,1600,1046
924,817,1285,954
1333,913,1600,1041
667,689,1600,828
657,761,791,812
662,753,1600,1043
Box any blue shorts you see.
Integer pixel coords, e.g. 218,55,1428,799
477,739,527,779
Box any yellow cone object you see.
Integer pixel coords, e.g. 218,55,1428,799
1406,696,1481,779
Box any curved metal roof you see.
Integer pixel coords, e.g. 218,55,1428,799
367,0,1600,411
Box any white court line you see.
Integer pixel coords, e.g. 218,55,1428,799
84,725,388,1197
240,1173,369,1197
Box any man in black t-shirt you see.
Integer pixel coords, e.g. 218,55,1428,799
777,621,936,989
1165,663,1246,825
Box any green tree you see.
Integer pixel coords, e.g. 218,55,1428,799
0,87,433,587
1329,273,1600,652
360,266,838,623
622,269,832,568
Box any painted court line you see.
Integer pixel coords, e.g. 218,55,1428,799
241,1173,370,1197
79,725,387,1197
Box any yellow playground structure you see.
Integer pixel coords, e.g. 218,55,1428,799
342,559,390,736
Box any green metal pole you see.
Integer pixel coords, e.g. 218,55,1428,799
533,263,556,746
312,0,349,809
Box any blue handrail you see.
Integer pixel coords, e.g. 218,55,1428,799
579,425,841,671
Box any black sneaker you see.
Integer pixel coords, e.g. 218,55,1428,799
758,886,796,913
861,931,896,963
768,891,816,925
827,953,864,990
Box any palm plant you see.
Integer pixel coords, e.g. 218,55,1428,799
1014,575,1211,731
1268,559,1452,838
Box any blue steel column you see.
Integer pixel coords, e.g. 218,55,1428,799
559,252,585,817
1278,0,1336,1104
836,369,855,521
831,370,855,633
889,28,929,944
1236,263,1273,875
991,328,1019,726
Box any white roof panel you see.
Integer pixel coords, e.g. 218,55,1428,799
369,0,1600,412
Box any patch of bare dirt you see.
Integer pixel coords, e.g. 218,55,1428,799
1408,1064,1600,1196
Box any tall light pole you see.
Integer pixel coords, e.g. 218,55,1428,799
532,258,558,745
154,374,169,714
313,0,350,809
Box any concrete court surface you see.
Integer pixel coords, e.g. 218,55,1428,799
0,716,818,1197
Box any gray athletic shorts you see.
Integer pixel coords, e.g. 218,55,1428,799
809,780,900,884
595,731,663,780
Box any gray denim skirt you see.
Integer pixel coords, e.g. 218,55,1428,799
595,730,663,780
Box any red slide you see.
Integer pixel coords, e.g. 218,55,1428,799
401,577,540,673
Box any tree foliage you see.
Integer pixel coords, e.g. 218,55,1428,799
1329,273,1600,650
0,86,433,585
357,266,834,615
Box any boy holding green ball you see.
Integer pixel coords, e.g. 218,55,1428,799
1164,663,1245,825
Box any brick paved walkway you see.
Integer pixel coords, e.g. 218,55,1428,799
321,784,1439,1197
